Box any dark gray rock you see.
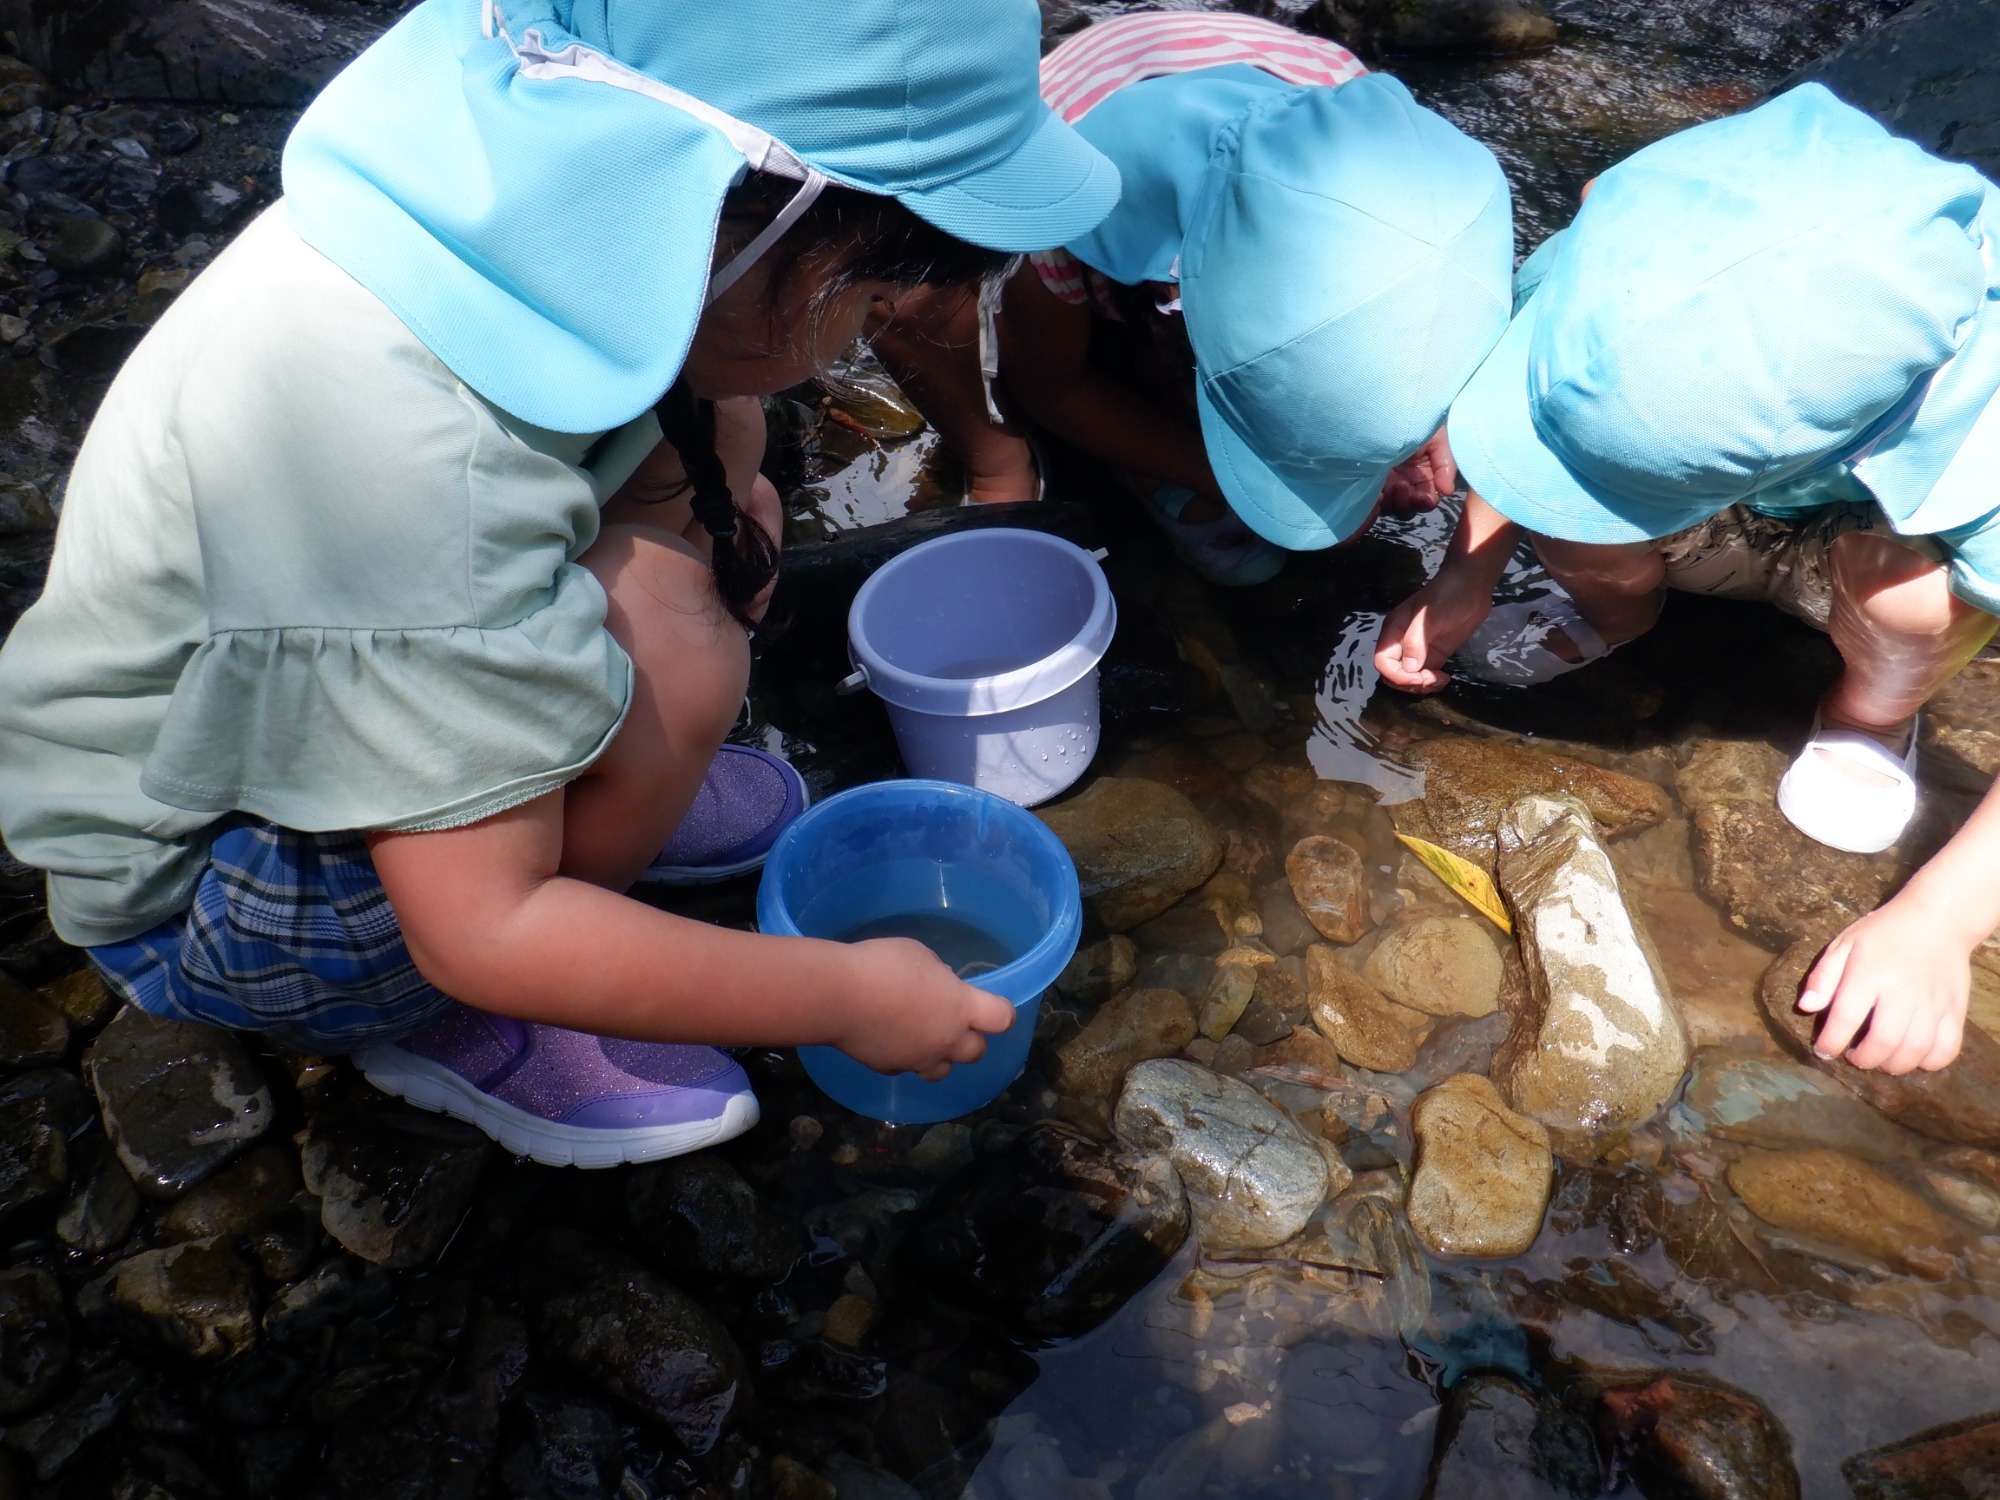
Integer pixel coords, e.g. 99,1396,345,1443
1423,1375,1600,1499
2,1363,143,1481
1790,0,2000,182
0,1266,69,1418
0,0,386,107
93,1235,259,1364
0,1068,92,1224
84,1007,274,1199
55,1133,138,1253
298,1099,489,1268
497,1393,626,1500
520,1229,745,1454
0,972,67,1069
262,1256,390,1344
903,1120,1189,1342
1312,0,1557,56
160,1140,298,1242
43,211,121,274
625,1154,800,1282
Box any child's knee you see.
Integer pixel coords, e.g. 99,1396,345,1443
1828,532,1962,635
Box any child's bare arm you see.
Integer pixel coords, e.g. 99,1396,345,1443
1375,490,1520,691
1800,773,2000,1073
367,794,1014,1079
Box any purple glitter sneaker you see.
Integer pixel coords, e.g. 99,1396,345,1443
638,744,809,886
353,1006,759,1167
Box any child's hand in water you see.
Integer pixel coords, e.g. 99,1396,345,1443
1374,570,1494,692
1799,899,1972,1074
836,939,1019,1079
1378,428,1460,518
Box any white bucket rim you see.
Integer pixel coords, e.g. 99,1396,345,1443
846,528,1116,717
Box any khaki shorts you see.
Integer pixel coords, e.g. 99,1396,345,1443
1656,502,1949,631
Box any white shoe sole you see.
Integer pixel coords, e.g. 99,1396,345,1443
352,1045,760,1169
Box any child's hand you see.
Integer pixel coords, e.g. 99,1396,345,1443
1378,428,1459,518
1799,902,1971,1073
834,939,1019,1079
1374,572,1493,693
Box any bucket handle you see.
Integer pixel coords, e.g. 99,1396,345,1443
835,665,870,696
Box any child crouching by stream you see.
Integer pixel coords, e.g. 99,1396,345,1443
0,0,1124,1166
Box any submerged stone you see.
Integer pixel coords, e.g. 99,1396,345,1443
1493,796,1689,1134
160,1141,299,1243
903,1121,1187,1342
95,1236,259,1364
1285,835,1370,944
1113,1058,1327,1252
1407,1074,1553,1259
0,973,67,1070
1843,1410,2000,1500
1760,936,2000,1148
1306,944,1432,1074
520,1228,744,1454
1726,1147,1958,1280
0,1069,89,1223
55,1135,138,1254
1052,986,1196,1135
1680,1049,1912,1163
85,1007,274,1198
0,1267,69,1417
299,1099,490,1269
1422,1374,1599,1500
1598,1374,1800,1500
1364,917,1503,1019
1036,778,1224,930
626,1154,800,1282
1054,935,1138,1007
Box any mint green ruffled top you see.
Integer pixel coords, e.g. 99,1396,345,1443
0,206,661,946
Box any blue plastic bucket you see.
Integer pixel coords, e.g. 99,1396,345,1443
756,779,1082,1123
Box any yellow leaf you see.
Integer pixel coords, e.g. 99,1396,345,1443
1395,834,1513,935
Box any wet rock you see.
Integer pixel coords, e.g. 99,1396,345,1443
85,1007,274,1198
1918,659,2000,782
261,1257,390,1344
1760,935,2000,1148
1364,916,1503,1018
905,1120,1187,1341
1493,796,1690,1133
1054,935,1138,1007
1286,835,1370,944
1842,1410,2000,1500
1727,1147,1958,1279
1252,1025,1351,1088
1408,1074,1553,1258
1677,738,1921,950
95,1236,258,1363
1915,1158,2000,1231
1113,1058,1328,1251
1199,946,1274,1041
0,1068,91,1223
1390,736,1671,871
1598,1374,1800,1500
4,0,386,107
1792,0,2000,182
3,1363,142,1481
1306,943,1431,1073
245,1208,325,1285
41,966,114,1030
1037,777,1225,930
1314,0,1558,57
1258,885,1321,956
55,1134,138,1253
1680,1049,1910,1163
160,1141,298,1243
909,1122,975,1178
0,1267,68,1417
626,1154,800,1282
1053,986,1197,1134
1407,1010,1514,1092
299,1099,489,1269
520,1228,744,1453
0,973,67,1069
0,55,53,114
43,212,120,274
497,1392,625,1500
1423,1374,1600,1500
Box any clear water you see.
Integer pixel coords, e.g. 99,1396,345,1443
835,909,1016,979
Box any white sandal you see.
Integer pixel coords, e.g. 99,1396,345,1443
1451,597,1613,687
1776,712,1920,854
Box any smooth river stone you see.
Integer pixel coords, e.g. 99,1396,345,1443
1407,1074,1553,1258
1726,1147,1959,1280
1053,987,1197,1135
1492,795,1690,1134
1363,918,1502,1019
1037,778,1225,931
1113,1058,1328,1252
1680,1049,1913,1163
1305,945,1431,1075
1844,1410,2000,1500
1285,835,1369,944
1598,1375,1801,1500
84,1008,274,1199
1760,935,2000,1148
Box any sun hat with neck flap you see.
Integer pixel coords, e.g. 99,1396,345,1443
282,0,1121,435
1447,83,2000,546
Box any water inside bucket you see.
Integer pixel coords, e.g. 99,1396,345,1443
834,910,1015,979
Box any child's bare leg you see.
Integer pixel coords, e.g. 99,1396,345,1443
872,286,1039,503
1822,532,1997,748
562,526,751,892
1529,535,1669,656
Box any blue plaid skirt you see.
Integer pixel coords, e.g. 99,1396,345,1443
88,821,452,1053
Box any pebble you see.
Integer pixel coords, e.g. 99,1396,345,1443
1113,1058,1328,1252
908,1121,975,1178
1198,946,1273,1042
1054,935,1139,1007
55,1135,138,1254
1598,1374,1801,1500
1727,1147,1959,1279
1036,778,1224,930
1306,944,1432,1074
40,967,114,1030
1285,835,1370,944
1680,1049,1912,1163
625,1154,801,1281
1251,1026,1349,1088
823,1293,874,1348
1053,986,1196,1134
1363,917,1502,1019
1257,886,1320,957
299,1099,490,1268
0,1267,70,1417
93,1236,259,1364
43,212,121,274
0,974,67,1069
1407,1074,1553,1258
1842,1410,2000,1500
0,1068,93,1223
1493,795,1689,1133
84,1007,274,1198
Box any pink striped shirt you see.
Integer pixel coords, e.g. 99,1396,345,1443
1030,12,1366,309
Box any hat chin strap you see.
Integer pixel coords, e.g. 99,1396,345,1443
485,6,831,307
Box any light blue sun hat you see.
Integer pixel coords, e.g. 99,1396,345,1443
282,0,1120,434
1064,68,1513,549
1448,83,2000,546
